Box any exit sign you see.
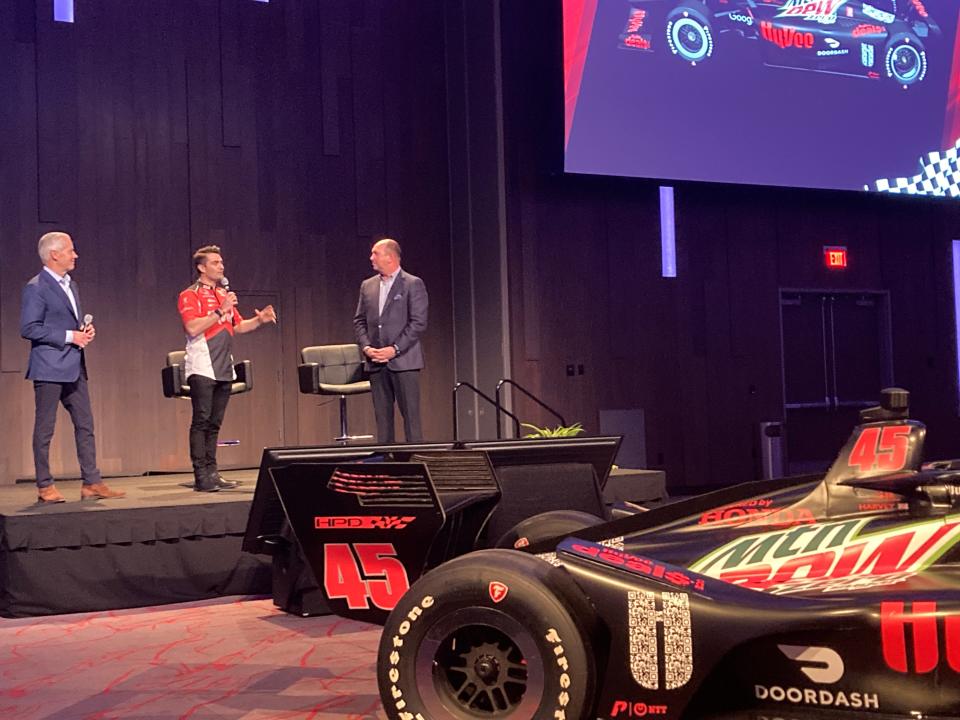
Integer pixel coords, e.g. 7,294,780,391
824,246,848,269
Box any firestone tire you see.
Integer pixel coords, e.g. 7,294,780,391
666,4,714,65
378,549,599,720
884,32,926,87
495,510,606,550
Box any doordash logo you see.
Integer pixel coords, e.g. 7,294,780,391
778,645,845,683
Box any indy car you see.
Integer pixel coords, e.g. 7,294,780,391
247,388,960,719
618,0,943,88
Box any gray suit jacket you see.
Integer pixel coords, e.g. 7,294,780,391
353,269,428,372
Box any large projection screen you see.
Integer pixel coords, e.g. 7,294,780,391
564,1,960,197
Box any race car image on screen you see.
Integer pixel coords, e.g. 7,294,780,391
255,388,960,719
619,0,943,88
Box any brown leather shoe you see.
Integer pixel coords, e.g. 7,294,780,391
80,482,126,500
37,485,66,504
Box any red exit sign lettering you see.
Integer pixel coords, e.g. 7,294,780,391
824,246,848,269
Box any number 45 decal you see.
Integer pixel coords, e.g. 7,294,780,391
848,425,911,473
323,543,410,610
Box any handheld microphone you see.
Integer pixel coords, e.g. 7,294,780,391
82,314,93,331
220,276,230,291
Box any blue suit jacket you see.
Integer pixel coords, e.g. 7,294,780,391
353,269,428,372
20,270,86,382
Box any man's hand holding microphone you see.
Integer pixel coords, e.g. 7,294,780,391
73,314,95,348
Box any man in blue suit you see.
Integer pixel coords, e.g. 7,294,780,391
353,238,429,443
20,232,125,503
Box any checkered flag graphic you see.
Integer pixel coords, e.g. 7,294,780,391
873,138,960,197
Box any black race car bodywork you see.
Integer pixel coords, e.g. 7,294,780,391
619,0,942,87
257,389,960,719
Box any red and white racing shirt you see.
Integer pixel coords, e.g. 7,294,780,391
177,282,244,381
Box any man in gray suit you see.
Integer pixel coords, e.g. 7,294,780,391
353,238,428,443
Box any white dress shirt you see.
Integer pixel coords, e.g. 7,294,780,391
378,268,400,315
43,266,79,344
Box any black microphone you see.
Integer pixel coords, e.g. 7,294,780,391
219,277,234,322
82,313,93,331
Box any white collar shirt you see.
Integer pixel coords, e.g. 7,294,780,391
378,268,401,315
44,266,79,319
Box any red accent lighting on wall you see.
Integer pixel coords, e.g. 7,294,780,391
824,246,848,269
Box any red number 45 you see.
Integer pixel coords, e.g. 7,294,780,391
323,543,410,610
848,425,911,473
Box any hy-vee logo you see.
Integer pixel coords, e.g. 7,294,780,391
690,515,960,595
775,0,848,23
881,601,960,673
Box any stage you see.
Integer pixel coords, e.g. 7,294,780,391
0,470,270,618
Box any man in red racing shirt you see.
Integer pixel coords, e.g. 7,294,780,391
177,245,276,491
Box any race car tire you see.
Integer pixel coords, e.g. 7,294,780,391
666,3,714,65
377,549,600,720
884,32,927,87
495,509,606,550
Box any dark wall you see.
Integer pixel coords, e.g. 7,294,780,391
0,0,453,483
500,0,960,489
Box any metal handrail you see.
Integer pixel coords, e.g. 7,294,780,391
453,381,521,441
495,378,566,438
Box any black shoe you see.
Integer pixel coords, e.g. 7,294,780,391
214,474,238,489
193,472,220,493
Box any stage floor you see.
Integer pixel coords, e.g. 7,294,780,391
0,470,270,618
0,468,259,513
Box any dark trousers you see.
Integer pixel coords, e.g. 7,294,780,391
369,368,422,443
188,375,232,479
33,372,101,489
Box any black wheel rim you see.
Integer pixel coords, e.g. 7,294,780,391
671,17,709,62
891,44,921,83
416,608,544,719
436,628,527,714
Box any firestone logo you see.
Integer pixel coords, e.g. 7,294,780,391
690,515,960,595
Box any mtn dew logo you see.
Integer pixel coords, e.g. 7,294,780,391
775,0,848,23
691,515,960,595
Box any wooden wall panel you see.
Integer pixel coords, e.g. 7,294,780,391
36,2,78,225
0,0,454,484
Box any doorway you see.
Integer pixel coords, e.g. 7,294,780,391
779,290,894,474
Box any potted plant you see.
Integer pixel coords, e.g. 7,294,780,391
520,421,584,438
